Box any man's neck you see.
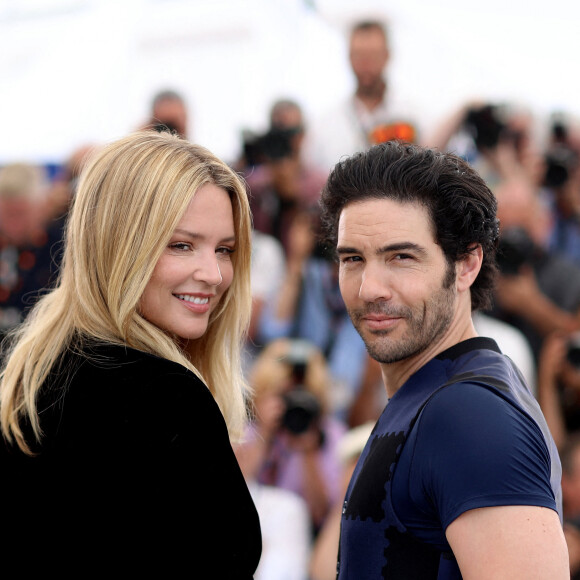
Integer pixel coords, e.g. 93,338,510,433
381,315,478,400
355,80,387,112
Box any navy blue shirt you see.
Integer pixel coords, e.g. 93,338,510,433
337,337,561,579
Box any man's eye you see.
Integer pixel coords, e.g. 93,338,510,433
341,256,361,263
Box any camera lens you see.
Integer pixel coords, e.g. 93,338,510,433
282,390,321,435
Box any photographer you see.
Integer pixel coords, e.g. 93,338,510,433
542,114,580,267
238,99,328,254
235,338,347,535
427,101,542,189
537,331,580,451
257,206,373,421
491,175,580,360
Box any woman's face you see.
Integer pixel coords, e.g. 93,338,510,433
140,183,235,340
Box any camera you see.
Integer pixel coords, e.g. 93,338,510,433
241,126,301,166
543,118,578,189
496,227,536,275
282,389,322,435
463,104,522,151
279,339,321,435
544,145,577,189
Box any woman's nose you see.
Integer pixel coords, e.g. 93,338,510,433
194,254,223,287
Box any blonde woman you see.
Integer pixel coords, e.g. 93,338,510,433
0,131,261,577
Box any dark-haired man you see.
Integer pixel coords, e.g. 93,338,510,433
319,141,568,578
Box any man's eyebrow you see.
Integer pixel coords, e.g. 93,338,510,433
336,246,359,256
337,242,427,256
377,242,427,256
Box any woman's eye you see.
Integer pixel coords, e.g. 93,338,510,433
169,242,192,252
216,246,235,256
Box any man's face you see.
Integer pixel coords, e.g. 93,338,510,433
349,28,389,90
152,98,188,139
337,198,457,364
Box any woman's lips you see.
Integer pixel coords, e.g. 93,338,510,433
174,293,213,313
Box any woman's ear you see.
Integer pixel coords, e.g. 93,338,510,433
456,244,483,293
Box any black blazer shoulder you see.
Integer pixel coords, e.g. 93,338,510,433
37,342,228,455
2,342,262,578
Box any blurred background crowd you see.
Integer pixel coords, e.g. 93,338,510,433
3,1,580,579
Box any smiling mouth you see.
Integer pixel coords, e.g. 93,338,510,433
174,294,209,305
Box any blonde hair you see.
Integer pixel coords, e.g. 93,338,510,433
0,131,253,454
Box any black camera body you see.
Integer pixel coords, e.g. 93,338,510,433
463,104,522,152
282,389,322,435
242,127,299,165
544,145,576,189
279,340,321,436
496,227,536,275
543,116,578,189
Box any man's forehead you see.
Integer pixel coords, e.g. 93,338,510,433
337,198,435,244
339,198,428,224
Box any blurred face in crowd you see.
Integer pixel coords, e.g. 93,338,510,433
0,197,41,246
349,26,389,92
270,103,305,158
140,184,235,340
337,198,458,366
152,97,188,139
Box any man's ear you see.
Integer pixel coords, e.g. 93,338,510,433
456,245,483,293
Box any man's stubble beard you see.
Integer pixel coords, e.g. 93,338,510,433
348,262,457,364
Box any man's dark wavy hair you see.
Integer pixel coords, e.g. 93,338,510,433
319,141,500,311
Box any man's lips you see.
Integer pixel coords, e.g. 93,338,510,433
362,314,403,330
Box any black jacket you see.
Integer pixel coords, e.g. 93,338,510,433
0,342,261,578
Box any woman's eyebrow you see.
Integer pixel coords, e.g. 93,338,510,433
173,228,236,244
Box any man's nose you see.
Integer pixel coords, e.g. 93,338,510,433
358,265,392,302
